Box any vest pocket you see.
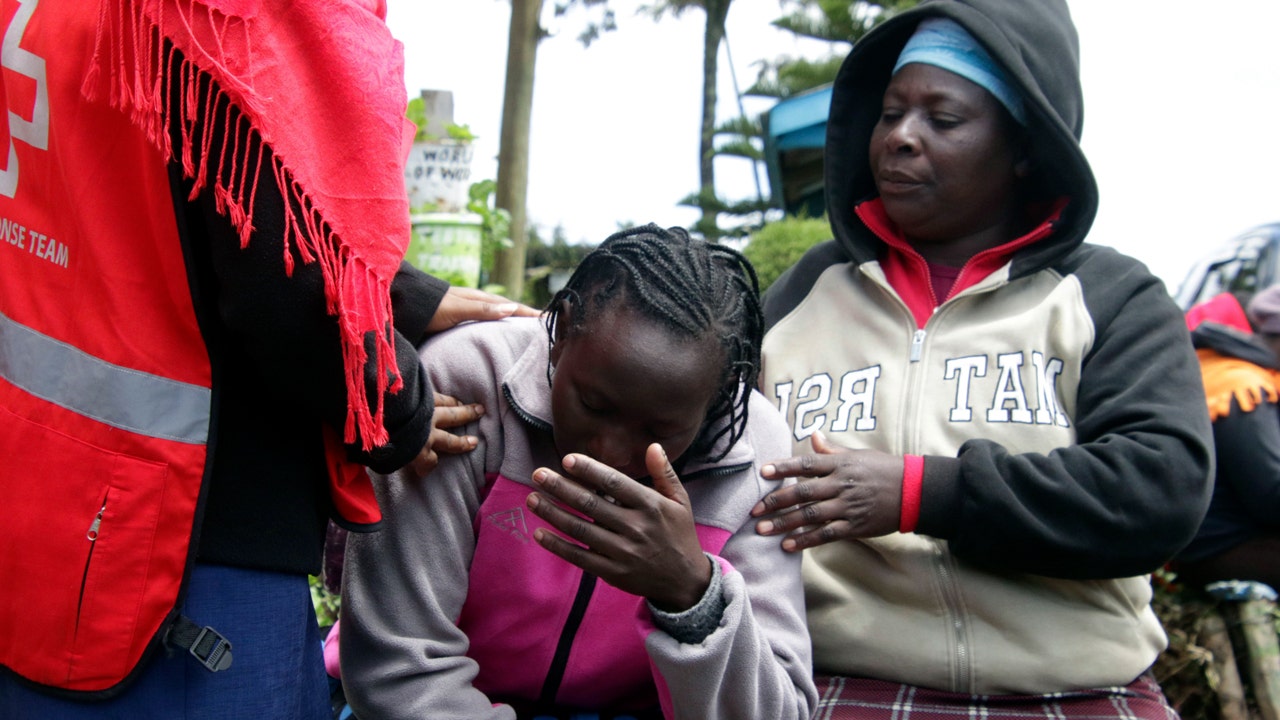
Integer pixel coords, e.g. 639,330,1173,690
0,406,170,691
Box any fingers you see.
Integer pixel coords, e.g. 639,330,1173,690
528,518,612,578
811,429,848,455
761,451,836,481
527,461,611,517
751,480,814,518
527,454,707,607
525,470,623,572
433,392,463,407
556,454,650,507
407,446,438,479
777,519,855,552
430,427,477,455
526,488,598,544
753,484,838,535
751,487,857,553
451,286,539,317
645,444,690,509
427,287,539,332
426,393,480,459
430,394,484,431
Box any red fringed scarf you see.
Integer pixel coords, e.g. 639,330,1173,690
83,0,412,449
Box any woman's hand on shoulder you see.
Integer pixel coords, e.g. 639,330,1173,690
426,286,539,333
405,392,484,478
526,444,712,613
751,430,903,550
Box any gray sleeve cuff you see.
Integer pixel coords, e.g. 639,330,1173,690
646,553,726,645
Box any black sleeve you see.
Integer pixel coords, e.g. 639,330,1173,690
917,247,1215,579
391,261,449,349
1214,399,1280,528
173,61,434,474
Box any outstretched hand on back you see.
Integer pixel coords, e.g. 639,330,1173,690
752,430,904,550
426,285,539,333
405,392,484,479
404,287,538,478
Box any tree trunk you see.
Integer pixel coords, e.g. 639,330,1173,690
695,0,730,240
493,0,543,301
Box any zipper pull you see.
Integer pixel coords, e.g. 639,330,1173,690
910,328,927,363
87,503,106,541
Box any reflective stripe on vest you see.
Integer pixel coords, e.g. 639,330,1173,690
0,310,209,444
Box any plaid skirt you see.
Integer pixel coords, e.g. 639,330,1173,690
812,673,1180,720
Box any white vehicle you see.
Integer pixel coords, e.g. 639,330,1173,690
1174,223,1280,310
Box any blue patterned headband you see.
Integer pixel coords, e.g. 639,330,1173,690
893,17,1028,126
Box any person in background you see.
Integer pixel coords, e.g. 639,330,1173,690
0,0,530,717
749,0,1213,717
1175,287,1280,591
340,225,816,720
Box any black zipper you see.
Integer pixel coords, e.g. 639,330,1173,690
503,382,552,433
73,492,109,643
539,570,598,706
681,460,751,483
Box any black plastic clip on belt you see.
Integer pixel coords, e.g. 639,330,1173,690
165,614,233,672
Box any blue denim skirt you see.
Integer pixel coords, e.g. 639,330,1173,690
0,563,329,719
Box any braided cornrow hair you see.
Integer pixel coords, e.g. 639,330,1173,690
544,223,763,463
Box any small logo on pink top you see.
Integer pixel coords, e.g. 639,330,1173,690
485,507,530,543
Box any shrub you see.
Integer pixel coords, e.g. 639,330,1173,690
742,216,832,293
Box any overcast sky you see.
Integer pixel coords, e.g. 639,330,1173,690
386,1,1280,293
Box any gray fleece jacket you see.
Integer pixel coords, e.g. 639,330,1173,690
341,317,816,719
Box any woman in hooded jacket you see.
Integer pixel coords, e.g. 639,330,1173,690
751,0,1213,717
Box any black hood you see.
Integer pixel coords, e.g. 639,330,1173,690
1192,322,1280,370
825,0,1098,273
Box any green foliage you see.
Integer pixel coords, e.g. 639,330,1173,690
445,123,477,142
715,138,764,161
309,575,341,628
405,96,478,144
678,188,730,215
1150,569,1224,719
700,1,916,242
749,1,918,99
554,0,616,47
747,56,846,99
742,215,831,292
523,224,597,307
429,268,476,289
771,0,914,43
467,179,514,281
525,224,595,269
405,96,428,141
714,115,762,137
637,0,711,23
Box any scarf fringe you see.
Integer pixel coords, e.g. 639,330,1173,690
83,0,398,448
1206,382,1280,422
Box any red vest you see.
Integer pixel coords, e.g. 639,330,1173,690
0,0,211,694
0,0,394,695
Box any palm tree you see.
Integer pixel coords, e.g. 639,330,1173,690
748,0,917,100
641,0,732,241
